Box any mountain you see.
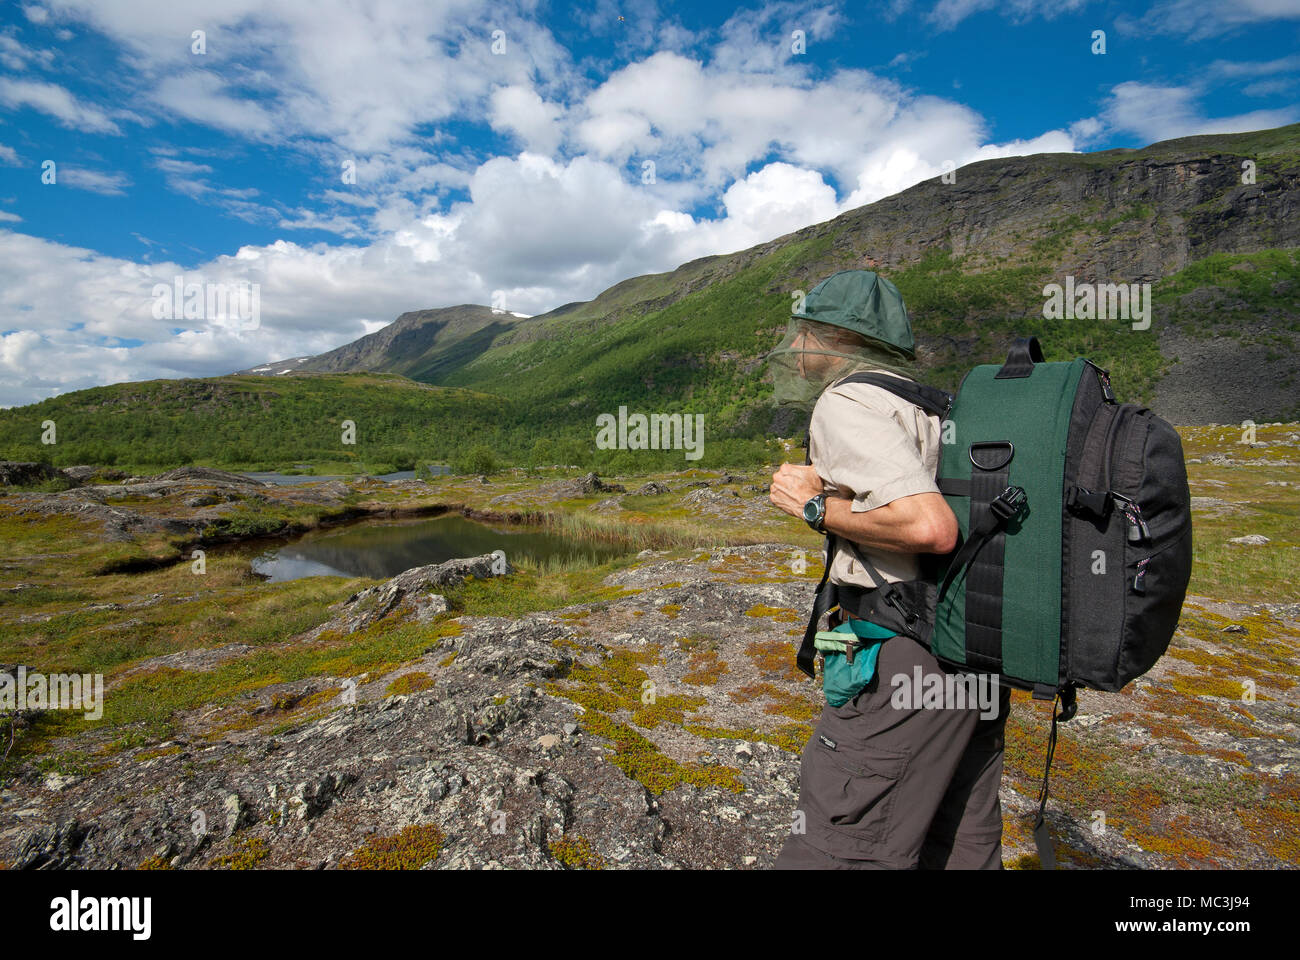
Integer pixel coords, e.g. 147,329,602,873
4,125,1297,474
240,304,531,381
244,123,1300,428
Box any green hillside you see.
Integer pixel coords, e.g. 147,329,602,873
3,125,1298,474
0,374,512,475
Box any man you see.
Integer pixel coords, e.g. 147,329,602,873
767,269,1012,870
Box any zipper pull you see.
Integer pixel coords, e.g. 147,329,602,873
1133,557,1149,594
1123,501,1150,542
1088,361,1116,402
1099,371,1115,403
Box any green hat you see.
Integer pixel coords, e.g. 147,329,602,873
793,269,915,359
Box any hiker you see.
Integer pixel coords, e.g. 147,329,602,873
766,269,1013,869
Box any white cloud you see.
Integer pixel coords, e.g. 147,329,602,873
0,142,19,165
1129,0,1300,40
0,77,120,134
0,211,22,223
152,72,278,139
56,165,131,195
489,85,565,155
1096,81,1300,143
0,31,55,70
0,1,1118,407
928,0,1089,31
1209,54,1300,78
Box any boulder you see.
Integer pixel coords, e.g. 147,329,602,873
323,553,513,635
0,461,63,487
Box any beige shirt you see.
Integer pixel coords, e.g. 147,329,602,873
808,368,943,588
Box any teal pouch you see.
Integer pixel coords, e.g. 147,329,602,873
816,618,897,708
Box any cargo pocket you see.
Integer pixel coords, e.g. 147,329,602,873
810,735,909,845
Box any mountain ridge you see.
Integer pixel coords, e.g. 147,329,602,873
238,123,1300,426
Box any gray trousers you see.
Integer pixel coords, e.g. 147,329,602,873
774,628,1013,870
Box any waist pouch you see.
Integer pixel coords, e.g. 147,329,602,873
815,618,897,708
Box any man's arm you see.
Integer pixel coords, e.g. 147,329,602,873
770,463,957,554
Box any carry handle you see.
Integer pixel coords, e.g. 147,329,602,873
994,336,1044,379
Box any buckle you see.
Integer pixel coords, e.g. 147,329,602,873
990,485,1027,521
1066,485,1112,519
882,586,919,625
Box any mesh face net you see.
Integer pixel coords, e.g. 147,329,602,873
767,318,919,410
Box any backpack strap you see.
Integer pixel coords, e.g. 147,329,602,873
795,374,951,678
832,372,953,420
1032,684,1078,870
796,531,841,679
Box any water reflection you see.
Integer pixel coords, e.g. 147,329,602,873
241,465,450,486
249,513,628,582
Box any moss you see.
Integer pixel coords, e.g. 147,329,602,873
658,603,682,618
438,651,458,667
727,681,819,722
580,709,744,794
684,721,812,754
1005,852,1041,869
339,823,446,870
743,604,800,622
1237,807,1300,861
137,855,173,870
549,834,606,870
210,835,269,870
1169,673,1273,700
387,672,434,696
682,649,728,686
674,633,715,651
744,638,805,683
135,745,183,762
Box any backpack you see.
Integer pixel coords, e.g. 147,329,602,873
796,336,1193,866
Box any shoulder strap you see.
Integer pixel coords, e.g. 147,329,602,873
832,372,953,420
795,373,952,678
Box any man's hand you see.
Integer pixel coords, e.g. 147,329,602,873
769,463,825,519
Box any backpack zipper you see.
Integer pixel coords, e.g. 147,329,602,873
1133,556,1149,594
1099,404,1129,492
1101,405,1154,544
1084,359,1116,403
1112,492,1151,543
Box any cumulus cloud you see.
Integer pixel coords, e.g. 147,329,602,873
1095,81,1300,143
0,0,1102,406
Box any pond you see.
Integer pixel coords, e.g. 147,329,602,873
241,465,451,486
248,512,630,582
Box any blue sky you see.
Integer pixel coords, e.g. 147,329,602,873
1,0,1298,407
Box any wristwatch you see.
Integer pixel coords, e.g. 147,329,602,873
802,493,827,533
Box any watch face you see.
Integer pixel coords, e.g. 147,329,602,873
803,498,820,522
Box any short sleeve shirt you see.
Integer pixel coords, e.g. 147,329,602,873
808,369,943,588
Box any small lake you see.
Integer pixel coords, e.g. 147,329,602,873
242,465,451,486
249,513,630,582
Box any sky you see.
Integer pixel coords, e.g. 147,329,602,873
1,0,1298,408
